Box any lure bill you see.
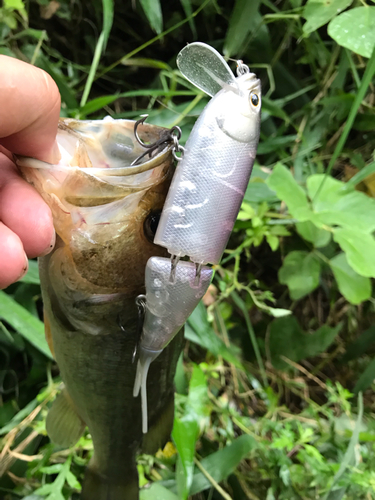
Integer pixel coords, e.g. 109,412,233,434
17,118,181,500
134,43,261,434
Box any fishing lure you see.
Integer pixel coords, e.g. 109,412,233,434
134,42,261,432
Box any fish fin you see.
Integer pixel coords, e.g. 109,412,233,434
46,388,86,447
82,463,138,500
43,309,55,359
141,393,175,455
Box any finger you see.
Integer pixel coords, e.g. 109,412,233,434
0,222,28,289
0,155,55,258
0,55,61,163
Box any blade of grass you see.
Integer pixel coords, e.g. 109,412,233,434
95,0,212,82
80,0,114,107
314,45,375,201
231,291,268,387
0,291,52,360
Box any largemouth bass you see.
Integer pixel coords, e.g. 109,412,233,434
17,118,182,500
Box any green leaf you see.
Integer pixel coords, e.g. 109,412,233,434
346,161,375,187
325,393,363,499
269,316,342,370
140,483,178,500
139,0,163,34
172,365,208,499
244,179,279,204
266,163,311,220
279,251,321,300
179,0,197,38
257,135,298,154
330,253,371,304
354,358,375,393
341,326,375,363
102,0,114,51
189,435,257,495
353,112,375,131
187,365,209,420
0,397,38,435
0,291,52,359
173,418,199,500
20,260,40,285
223,0,261,57
296,221,331,248
303,0,353,34
333,228,375,277
328,7,375,58
307,174,348,210
186,303,243,369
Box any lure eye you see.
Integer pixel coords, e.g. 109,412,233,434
144,211,161,242
250,92,259,107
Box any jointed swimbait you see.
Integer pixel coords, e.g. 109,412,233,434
134,43,261,434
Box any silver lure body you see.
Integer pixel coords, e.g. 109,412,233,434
134,43,261,433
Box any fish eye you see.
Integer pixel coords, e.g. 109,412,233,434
144,211,161,242
250,92,259,107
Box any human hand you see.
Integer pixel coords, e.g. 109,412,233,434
0,55,61,289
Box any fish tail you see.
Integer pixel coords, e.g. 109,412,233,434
81,464,139,500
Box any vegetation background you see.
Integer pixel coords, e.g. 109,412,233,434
1,0,375,498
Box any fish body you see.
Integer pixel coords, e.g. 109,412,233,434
18,118,181,500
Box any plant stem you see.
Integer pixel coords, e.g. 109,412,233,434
314,45,375,201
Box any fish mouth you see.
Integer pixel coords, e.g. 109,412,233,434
17,118,175,209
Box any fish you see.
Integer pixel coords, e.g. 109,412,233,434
17,117,182,500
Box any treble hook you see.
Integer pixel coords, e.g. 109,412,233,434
134,115,154,149
131,115,182,166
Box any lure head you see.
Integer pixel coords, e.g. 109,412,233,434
177,42,261,144
215,71,261,144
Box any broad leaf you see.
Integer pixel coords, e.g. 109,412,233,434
296,220,331,248
328,7,375,58
333,228,375,277
266,163,312,220
330,253,371,304
269,316,342,370
303,0,353,34
279,251,321,300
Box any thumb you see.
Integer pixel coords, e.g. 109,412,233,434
0,55,61,163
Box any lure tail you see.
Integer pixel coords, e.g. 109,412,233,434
82,463,139,500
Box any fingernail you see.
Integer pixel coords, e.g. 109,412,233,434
40,229,56,257
17,254,29,281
